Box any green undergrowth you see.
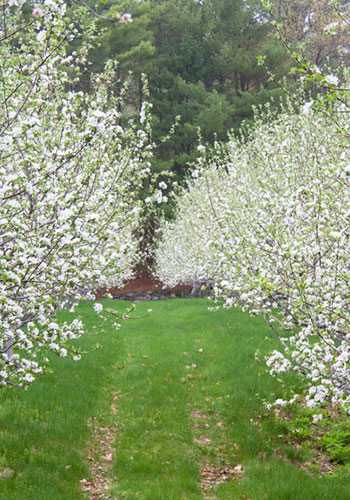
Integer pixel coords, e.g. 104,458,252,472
280,402,350,472
0,299,348,499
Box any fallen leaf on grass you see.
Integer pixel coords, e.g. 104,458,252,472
191,410,208,420
186,364,197,370
100,453,113,462
194,437,212,445
0,468,14,479
112,365,125,370
200,462,244,492
231,464,244,475
80,478,96,491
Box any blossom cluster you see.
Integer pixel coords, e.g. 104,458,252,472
0,0,152,386
155,101,350,410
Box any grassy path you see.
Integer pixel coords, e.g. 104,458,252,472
0,299,349,499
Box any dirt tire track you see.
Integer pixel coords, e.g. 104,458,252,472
80,392,120,499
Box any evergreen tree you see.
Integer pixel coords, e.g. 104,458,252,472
83,0,291,179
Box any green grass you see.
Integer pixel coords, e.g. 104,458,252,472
0,299,349,499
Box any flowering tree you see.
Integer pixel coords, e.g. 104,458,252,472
261,0,350,117
0,0,153,386
154,158,225,288
155,100,350,411
266,0,350,67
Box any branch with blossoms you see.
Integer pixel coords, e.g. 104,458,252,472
77,0,132,24
260,0,350,121
0,0,154,387
155,97,350,412
89,302,151,335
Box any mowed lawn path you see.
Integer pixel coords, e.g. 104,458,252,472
0,299,349,499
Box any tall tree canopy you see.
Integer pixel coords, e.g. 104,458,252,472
273,0,350,67
83,0,289,179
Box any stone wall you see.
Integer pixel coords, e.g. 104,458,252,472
113,281,214,302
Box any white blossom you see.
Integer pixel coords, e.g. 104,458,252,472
302,101,313,116
120,12,132,24
37,31,46,45
324,74,339,86
93,303,103,314
32,7,45,17
8,0,26,6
